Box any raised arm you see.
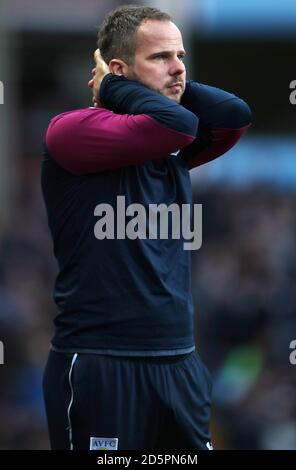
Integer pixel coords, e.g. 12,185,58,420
45,74,198,175
180,81,252,169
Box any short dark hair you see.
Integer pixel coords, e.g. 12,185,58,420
97,4,172,66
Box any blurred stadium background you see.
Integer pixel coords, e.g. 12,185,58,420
0,0,295,449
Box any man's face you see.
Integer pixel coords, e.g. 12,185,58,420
127,20,186,103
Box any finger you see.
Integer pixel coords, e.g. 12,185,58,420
88,79,94,89
94,48,101,62
92,96,99,108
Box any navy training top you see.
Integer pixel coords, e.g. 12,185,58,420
42,74,251,355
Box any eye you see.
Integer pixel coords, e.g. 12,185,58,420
178,54,185,61
154,54,166,60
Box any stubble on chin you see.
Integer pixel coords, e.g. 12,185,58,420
127,71,183,103
164,88,184,103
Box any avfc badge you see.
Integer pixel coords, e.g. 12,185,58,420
90,437,118,450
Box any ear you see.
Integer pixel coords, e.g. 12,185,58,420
109,59,129,77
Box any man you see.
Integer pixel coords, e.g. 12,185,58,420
42,5,251,450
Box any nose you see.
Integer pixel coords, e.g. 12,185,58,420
169,55,185,76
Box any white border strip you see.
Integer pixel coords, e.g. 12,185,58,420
67,353,78,450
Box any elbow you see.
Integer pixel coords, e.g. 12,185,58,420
45,125,60,163
229,98,252,128
178,107,199,137
46,125,64,167
46,122,80,175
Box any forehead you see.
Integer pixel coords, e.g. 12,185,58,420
135,20,184,54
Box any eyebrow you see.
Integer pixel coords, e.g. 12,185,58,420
147,50,186,59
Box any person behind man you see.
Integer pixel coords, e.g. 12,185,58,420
42,5,251,450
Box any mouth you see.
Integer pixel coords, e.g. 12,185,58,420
168,83,183,92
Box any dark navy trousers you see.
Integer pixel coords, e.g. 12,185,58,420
43,349,212,450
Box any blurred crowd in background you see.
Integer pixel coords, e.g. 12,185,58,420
0,0,295,449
